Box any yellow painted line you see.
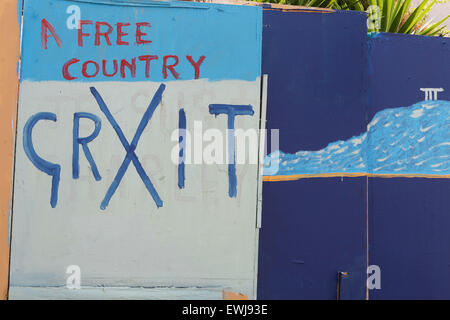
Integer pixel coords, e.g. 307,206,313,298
263,173,450,182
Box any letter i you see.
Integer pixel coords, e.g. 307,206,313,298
178,108,186,189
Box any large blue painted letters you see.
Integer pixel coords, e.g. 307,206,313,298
90,85,165,210
23,112,61,208
73,112,102,181
209,104,254,197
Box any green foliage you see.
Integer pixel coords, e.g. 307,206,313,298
252,0,449,36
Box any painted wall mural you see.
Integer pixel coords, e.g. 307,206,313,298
257,9,369,300
264,100,450,180
366,32,450,300
257,10,449,300
9,0,263,300
3,1,449,301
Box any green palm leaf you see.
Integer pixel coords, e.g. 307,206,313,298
398,0,436,33
388,0,412,32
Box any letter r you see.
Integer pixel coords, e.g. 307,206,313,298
73,112,102,181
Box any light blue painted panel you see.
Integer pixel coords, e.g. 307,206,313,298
21,0,262,82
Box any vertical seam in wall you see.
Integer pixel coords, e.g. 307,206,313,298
253,7,264,298
7,48,21,302
253,74,267,300
255,75,267,230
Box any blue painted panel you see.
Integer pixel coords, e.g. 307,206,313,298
367,33,449,119
369,178,450,299
258,178,367,299
20,0,262,82
367,33,450,299
258,9,368,300
262,32,450,179
262,10,367,154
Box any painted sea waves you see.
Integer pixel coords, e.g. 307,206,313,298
264,100,450,177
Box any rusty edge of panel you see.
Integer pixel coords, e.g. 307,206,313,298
178,0,334,12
